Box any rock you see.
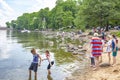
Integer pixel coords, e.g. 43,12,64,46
72,51,78,55
113,69,119,73
78,52,85,55
82,49,87,52
101,78,107,80
79,35,87,37
99,63,111,67
49,41,54,46
67,49,74,52
61,47,66,50
78,49,87,52
59,43,66,47
73,46,78,50
78,45,83,49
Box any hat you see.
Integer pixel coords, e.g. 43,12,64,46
93,33,98,37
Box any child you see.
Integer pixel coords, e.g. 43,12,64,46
42,50,54,74
29,48,42,80
106,35,112,64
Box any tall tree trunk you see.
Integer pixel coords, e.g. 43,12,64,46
105,20,109,31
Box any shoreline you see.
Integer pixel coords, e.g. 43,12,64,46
65,37,120,80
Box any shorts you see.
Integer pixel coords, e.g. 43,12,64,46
112,47,118,57
29,63,38,72
47,61,54,70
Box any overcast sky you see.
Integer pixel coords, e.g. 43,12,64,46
0,0,56,26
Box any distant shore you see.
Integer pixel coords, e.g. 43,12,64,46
0,27,7,30
0,27,12,30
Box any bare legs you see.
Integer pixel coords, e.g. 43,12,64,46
93,56,99,70
112,57,116,66
35,72,37,80
99,56,102,63
108,52,111,64
47,74,53,80
28,70,37,80
48,69,51,74
29,70,31,80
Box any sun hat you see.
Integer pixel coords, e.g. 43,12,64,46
93,33,99,37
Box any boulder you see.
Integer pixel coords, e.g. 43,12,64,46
78,45,83,49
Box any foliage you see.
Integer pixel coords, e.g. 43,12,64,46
6,0,120,30
111,31,120,37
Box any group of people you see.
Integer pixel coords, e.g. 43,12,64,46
28,31,119,79
28,49,54,80
90,32,119,70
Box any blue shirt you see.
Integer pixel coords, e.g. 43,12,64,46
112,39,115,50
32,54,39,63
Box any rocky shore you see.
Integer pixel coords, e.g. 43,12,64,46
41,30,89,55
65,37,120,80
41,30,120,80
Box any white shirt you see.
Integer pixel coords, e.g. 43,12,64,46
49,53,54,62
106,40,112,52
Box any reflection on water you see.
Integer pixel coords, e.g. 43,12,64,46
0,30,11,60
0,30,76,80
47,74,53,80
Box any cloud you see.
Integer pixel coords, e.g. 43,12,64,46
27,0,56,13
0,0,15,26
0,0,57,27
0,0,14,12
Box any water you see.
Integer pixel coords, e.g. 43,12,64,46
0,30,78,80
0,30,74,80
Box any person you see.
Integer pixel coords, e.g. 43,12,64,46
99,35,105,63
101,29,105,40
47,74,53,80
29,48,42,80
90,56,95,67
90,33,103,70
106,35,112,64
42,50,54,74
111,35,118,66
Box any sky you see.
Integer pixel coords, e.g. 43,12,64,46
0,0,57,27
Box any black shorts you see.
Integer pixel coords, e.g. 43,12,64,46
47,61,54,70
29,63,38,72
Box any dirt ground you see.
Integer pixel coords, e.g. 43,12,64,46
65,37,120,80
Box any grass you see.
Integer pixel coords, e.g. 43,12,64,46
111,31,120,37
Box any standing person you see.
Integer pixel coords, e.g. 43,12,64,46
42,50,54,74
91,33,103,70
106,35,112,64
99,35,105,63
111,35,118,66
29,48,42,80
101,29,105,40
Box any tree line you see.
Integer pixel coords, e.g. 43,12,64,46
6,0,120,31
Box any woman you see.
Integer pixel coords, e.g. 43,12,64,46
111,35,118,66
91,33,103,70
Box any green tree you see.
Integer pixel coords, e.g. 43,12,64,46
6,22,11,28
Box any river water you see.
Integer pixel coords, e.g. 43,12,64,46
0,30,78,80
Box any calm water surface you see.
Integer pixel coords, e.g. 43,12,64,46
0,30,74,80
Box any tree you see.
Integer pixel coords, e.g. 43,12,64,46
6,22,11,28
75,0,120,31
7,0,120,31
